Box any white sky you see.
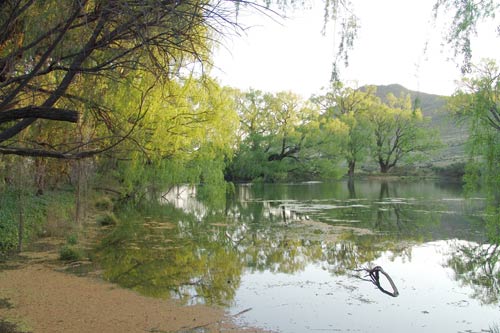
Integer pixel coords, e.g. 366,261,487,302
212,0,500,97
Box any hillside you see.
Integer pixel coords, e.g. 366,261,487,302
370,84,468,166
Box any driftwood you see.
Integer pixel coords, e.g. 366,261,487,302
354,266,399,297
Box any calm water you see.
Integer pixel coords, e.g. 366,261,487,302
95,180,500,332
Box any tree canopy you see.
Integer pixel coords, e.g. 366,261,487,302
0,0,244,158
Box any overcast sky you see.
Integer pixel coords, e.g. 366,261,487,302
212,0,500,97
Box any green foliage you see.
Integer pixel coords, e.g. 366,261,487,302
0,0,231,157
227,89,346,182
66,233,79,246
0,190,44,253
451,60,500,246
433,0,499,73
313,84,378,176
450,60,500,192
98,76,238,198
59,245,85,262
367,92,441,173
313,84,442,176
227,85,442,180
432,162,466,179
94,197,113,211
96,213,119,226
0,319,22,333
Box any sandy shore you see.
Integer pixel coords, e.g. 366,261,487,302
0,244,265,333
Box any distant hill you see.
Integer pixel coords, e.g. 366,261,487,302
364,84,468,166
372,84,446,114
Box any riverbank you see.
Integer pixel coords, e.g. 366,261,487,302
0,237,266,333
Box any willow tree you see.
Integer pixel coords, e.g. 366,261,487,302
112,76,239,197
228,89,347,181
312,84,377,177
229,90,316,181
433,0,499,74
0,0,362,161
368,93,440,173
449,60,500,191
0,0,240,158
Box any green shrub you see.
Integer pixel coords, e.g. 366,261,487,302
94,196,113,211
39,193,74,238
0,319,21,333
66,233,78,245
0,190,47,253
96,212,119,226
59,245,85,261
432,162,466,179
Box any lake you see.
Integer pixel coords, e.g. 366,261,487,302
95,179,500,332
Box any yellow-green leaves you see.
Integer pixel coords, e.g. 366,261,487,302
450,59,500,192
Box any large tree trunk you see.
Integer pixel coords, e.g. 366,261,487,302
379,162,390,173
347,160,356,177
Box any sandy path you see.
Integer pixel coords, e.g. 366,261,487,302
0,249,263,333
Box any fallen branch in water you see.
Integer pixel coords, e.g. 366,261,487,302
354,266,399,297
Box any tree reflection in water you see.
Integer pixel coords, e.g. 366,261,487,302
448,241,500,304
95,203,244,306
94,180,496,310
445,185,500,307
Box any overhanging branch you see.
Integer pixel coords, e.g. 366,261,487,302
0,106,78,123
0,145,112,159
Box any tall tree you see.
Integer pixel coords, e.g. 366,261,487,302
313,84,377,177
368,93,439,173
228,90,346,181
0,0,246,158
449,59,500,189
101,76,239,196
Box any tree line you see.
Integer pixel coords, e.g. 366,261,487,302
227,85,440,182
0,0,497,189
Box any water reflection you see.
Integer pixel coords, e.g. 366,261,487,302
95,180,499,332
231,241,500,333
96,205,243,306
448,241,500,305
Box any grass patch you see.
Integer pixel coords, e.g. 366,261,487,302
94,196,113,211
59,245,85,261
0,319,28,333
66,233,78,245
0,298,12,309
40,192,75,238
96,212,119,226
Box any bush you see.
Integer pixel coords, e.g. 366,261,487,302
96,212,119,226
66,233,78,245
38,192,74,238
0,320,22,333
0,190,46,254
94,196,113,211
59,245,85,261
432,162,466,179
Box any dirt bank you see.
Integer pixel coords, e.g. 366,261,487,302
0,243,264,333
